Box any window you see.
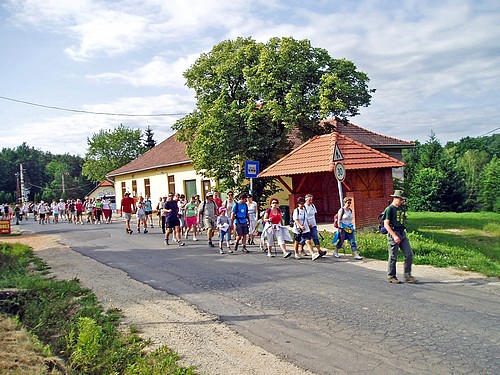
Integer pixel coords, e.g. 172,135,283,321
202,180,211,199
184,179,197,199
168,175,175,195
144,179,151,198
121,182,126,197
132,180,137,197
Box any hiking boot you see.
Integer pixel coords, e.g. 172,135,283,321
387,277,401,284
404,276,418,283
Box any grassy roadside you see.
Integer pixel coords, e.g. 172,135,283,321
319,211,500,277
0,242,196,374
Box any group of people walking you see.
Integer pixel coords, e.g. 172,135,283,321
119,189,417,282
2,197,115,226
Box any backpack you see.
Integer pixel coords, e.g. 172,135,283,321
378,211,388,234
333,208,344,228
233,202,248,223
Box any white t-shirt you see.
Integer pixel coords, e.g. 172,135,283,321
247,201,258,220
338,207,353,225
304,203,317,227
292,207,310,234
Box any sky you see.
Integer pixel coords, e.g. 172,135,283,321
1,0,499,156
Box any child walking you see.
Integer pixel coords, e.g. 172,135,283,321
216,207,232,254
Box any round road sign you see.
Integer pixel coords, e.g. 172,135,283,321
334,162,346,182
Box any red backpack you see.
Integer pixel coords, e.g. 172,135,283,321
333,208,344,228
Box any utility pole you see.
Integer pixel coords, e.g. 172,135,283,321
62,173,65,194
20,163,27,203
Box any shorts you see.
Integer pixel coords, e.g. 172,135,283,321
235,222,249,236
145,210,152,215
137,213,146,220
166,217,181,228
220,230,230,242
39,213,45,219
294,231,312,242
186,216,197,227
123,212,132,220
203,217,216,231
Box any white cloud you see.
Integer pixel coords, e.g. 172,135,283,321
86,55,198,88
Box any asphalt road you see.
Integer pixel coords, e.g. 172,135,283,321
21,218,500,374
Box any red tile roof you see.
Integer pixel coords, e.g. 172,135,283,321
258,132,404,177
97,179,114,187
107,134,190,177
321,119,414,148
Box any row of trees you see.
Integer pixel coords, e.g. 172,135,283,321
0,126,156,203
401,132,499,212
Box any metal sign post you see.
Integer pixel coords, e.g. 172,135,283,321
334,162,346,207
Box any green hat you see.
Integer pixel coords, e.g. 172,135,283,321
390,190,406,199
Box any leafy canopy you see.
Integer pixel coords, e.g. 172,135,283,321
82,124,146,182
173,36,375,198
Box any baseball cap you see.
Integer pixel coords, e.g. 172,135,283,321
218,207,227,214
206,192,214,197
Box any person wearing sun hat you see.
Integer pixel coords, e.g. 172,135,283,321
383,190,418,284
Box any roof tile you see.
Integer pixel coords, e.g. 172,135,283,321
259,132,404,177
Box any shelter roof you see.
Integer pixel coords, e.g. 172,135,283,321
258,132,405,177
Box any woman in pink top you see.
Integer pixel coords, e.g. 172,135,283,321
262,198,292,258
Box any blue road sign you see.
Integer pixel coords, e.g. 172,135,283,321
245,161,260,178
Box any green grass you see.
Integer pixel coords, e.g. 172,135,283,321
0,242,197,374
320,212,500,277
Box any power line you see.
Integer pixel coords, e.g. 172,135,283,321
478,127,500,137
0,95,189,117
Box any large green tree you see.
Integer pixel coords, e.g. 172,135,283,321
82,124,146,182
173,36,375,200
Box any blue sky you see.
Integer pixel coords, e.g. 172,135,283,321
1,0,499,156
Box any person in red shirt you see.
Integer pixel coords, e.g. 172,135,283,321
75,199,84,225
120,192,136,234
213,191,223,210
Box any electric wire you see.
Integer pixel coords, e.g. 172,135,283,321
0,95,188,117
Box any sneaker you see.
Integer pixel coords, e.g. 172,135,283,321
209,241,215,248
164,238,169,245
387,277,401,284
178,241,185,246
333,251,340,258
300,250,308,257
219,248,224,254
137,228,141,233
354,255,363,260
318,250,327,258
294,254,301,260
193,237,198,241
242,246,249,253
404,276,418,283
151,225,154,228
283,251,292,258
228,248,233,253
267,252,274,257
234,243,239,251
312,253,320,261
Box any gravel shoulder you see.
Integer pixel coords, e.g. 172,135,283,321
2,230,488,374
